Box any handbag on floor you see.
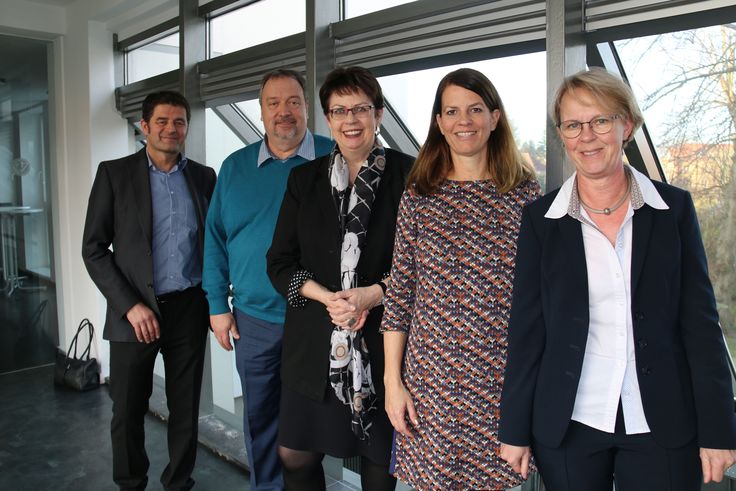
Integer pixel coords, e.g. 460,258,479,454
54,318,100,391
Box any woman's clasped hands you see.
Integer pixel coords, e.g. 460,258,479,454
325,285,383,331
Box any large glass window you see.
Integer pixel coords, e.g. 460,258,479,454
0,34,58,374
126,32,179,83
209,0,305,57
234,100,265,134
378,52,548,187
615,24,736,350
205,108,246,174
344,0,418,18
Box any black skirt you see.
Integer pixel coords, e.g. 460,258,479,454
278,384,394,467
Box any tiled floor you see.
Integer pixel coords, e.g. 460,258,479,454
0,365,390,491
0,365,248,491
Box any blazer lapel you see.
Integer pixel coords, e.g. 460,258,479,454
317,159,341,249
130,148,153,247
631,205,653,294
183,163,206,254
557,215,590,312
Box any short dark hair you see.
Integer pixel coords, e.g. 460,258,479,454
318,66,384,114
141,91,191,123
259,69,307,104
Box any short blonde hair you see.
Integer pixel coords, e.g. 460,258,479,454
552,67,644,145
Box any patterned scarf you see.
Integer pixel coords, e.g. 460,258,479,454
327,140,386,440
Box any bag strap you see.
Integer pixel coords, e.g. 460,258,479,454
78,319,94,361
66,318,94,361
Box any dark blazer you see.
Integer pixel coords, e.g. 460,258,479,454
82,147,216,342
499,179,736,450
267,148,414,402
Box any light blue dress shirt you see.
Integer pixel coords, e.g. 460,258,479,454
147,152,201,296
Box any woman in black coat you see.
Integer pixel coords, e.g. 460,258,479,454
267,66,413,491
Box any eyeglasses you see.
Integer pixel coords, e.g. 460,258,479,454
557,114,621,139
328,104,374,120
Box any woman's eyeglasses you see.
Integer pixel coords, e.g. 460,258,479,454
557,115,620,139
328,105,374,120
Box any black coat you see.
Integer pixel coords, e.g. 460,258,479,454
267,148,414,401
82,147,216,342
499,179,736,450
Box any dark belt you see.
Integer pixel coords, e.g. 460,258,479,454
155,284,200,304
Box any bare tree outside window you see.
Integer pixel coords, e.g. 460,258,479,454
617,24,736,349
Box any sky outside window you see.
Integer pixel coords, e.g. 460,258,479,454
209,0,305,57
126,32,179,83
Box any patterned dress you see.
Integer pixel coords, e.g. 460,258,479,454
381,178,541,490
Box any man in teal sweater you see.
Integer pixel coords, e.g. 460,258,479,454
203,69,332,491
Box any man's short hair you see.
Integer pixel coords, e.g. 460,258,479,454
141,91,191,123
258,69,307,104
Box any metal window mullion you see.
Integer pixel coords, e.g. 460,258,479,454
211,105,260,145
379,99,419,157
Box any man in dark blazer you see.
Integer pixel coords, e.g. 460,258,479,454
82,91,216,491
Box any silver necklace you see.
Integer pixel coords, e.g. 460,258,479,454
578,175,631,215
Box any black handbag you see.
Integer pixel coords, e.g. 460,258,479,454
54,318,100,391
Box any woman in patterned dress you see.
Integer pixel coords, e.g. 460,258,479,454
380,68,540,490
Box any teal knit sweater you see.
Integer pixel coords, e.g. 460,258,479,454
203,135,333,323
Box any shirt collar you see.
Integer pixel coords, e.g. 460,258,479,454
257,130,316,167
146,150,187,173
544,165,669,220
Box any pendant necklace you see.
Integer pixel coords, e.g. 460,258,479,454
578,174,631,215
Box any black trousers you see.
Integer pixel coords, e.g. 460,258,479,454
533,403,702,491
109,286,208,491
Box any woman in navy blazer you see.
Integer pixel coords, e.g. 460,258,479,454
498,68,736,490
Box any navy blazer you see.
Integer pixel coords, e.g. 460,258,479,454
267,148,414,402
499,178,736,450
82,147,216,342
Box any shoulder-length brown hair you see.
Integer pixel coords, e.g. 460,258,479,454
407,68,535,195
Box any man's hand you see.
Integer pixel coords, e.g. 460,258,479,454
701,447,736,483
126,302,160,343
210,313,240,351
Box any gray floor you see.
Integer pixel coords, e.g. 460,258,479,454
0,365,248,491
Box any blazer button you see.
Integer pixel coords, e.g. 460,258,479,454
634,312,645,321
146,250,151,256
147,283,153,289
641,366,652,375
637,339,648,349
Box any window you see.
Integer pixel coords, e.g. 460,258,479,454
209,0,305,57
615,24,736,351
234,100,265,134
378,52,547,187
126,32,179,83
206,108,247,174
343,0,418,19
